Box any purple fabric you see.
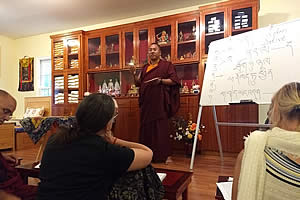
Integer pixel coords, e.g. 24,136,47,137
138,60,180,162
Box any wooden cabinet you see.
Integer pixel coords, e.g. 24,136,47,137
199,0,259,57
114,97,140,142
49,1,259,153
50,30,85,116
201,104,258,153
0,123,14,150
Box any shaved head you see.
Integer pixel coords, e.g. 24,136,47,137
0,89,16,124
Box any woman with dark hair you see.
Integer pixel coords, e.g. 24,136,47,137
232,82,300,200
37,93,163,200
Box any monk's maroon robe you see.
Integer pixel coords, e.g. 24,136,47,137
138,60,180,162
0,153,37,200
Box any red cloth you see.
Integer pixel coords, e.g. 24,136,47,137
0,153,37,200
138,60,180,162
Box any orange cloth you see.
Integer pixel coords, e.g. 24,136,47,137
146,63,158,72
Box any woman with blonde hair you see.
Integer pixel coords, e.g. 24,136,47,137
232,82,300,200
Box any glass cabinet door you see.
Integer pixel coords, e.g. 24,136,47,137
124,31,134,67
53,41,64,71
67,73,79,103
54,75,64,104
66,39,79,69
138,29,148,66
204,12,225,54
176,19,199,63
155,25,171,61
231,7,253,36
88,37,101,69
105,34,120,68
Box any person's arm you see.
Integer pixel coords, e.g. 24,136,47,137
113,137,153,171
160,78,176,86
129,66,141,86
232,150,244,200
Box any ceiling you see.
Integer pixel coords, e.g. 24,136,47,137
0,0,219,39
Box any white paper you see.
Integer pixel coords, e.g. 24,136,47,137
34,163,41,168
216,182,232,200
157,173,166,181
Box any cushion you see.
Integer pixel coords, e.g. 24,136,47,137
23,107,45,118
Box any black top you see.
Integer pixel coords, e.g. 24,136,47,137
37,134,134,200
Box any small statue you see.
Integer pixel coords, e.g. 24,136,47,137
108,79,114,90
114,79,120,95
102,80,108,94
179,31,184,42
191,25,196,39
182,82,189,93
156,30,169,45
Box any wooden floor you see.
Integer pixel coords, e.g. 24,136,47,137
8,148,237,200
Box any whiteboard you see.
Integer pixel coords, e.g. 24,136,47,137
200,19,300,106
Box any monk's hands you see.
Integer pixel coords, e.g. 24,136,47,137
3,154,17,166
129,65,136,76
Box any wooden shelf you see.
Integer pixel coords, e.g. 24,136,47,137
232,27,253,33
205,31,224,36
89,53,101,56
178,40,196,45
68,53,78,56
106,51,119,55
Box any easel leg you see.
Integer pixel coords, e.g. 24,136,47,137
213,106,224,162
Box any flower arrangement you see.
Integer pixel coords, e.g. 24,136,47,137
171,114,203,144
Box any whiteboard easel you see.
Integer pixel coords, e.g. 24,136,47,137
189,105,272,170
189,18,300,169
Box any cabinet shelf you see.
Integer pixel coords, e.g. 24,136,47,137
158,43,171,47
89,53,101,57
178,40,196,45
106,51,119,55
54,55,63,58
232,27,252,33
68,53,78,56
205,31,224,36
67,87,79,90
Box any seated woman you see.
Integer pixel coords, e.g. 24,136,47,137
37,93,164,200
232,82,300,200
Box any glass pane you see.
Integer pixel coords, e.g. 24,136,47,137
232,7,252,30
177,43,196,60
155,25,171,46
106,34,119,67
178,21,196,42
139,29,148,65
68,90,79,103
175,63,199,94
67,39,79,69
125,32,134,66
88,37,101,69
54,76,64,104
87,72,121,96
205,12,224,34
53,41,64,70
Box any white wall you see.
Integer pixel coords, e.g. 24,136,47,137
3,0,300,118
257,0,300,122
0,35,16,97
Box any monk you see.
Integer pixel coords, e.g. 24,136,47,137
0,89,37,200
130,43,180,163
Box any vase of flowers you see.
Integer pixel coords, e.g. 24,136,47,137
171,114,203,156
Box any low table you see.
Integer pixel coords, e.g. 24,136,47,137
16,164,193,200
15,162,39,184
155,168,193,200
